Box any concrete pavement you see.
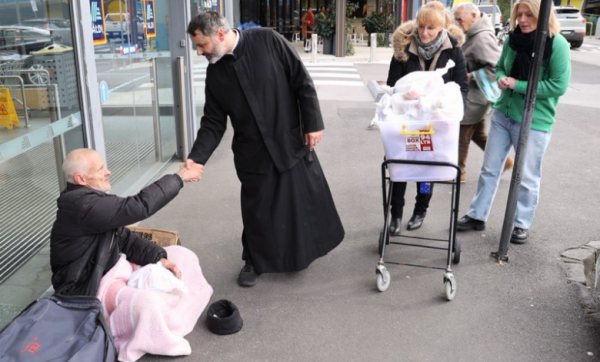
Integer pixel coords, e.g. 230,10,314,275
137,36,600,361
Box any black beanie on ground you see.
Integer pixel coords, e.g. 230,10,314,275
206,299,243,335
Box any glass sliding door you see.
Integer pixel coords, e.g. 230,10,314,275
189,0,211,130
93,0,177,196
0,0,85,322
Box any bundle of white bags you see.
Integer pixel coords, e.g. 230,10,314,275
370,60,463,181
369,60,464,128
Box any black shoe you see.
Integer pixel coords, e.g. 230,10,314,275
238,263,258,287
510,227,529,244
389,218,401,236
407,213,426,231
456,215,486,231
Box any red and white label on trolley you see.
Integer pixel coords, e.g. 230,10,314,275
406,131,434,152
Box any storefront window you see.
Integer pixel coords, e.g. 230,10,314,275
92,0,178,196
239,0,333,39
0,0,85,319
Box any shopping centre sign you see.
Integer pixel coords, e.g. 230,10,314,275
145,0,156,38
91,0,107,44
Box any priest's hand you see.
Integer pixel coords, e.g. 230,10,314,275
304,131,323,151
183,159,204,182
178,163,203,182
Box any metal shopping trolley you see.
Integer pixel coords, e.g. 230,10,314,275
374,120,462,301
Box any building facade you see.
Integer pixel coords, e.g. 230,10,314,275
0,0,213,321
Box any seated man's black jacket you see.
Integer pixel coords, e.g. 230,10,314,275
50,174,183,296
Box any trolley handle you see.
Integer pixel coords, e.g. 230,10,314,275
401,123,434,135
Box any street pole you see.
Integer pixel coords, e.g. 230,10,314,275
311,33,318,63
492,0,498,32
335,0,346,57
492,0,553,263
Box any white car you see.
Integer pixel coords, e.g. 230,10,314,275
555,6,586,48
104,13,145,42
478,4,503,35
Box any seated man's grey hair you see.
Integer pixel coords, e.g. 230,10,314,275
62,149,94,183
453,2,480,17
187,11,231,37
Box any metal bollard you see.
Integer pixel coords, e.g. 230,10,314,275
312,33,318,63
370,33,376,62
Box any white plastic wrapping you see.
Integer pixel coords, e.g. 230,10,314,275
128,262,189,294
373,60,462,181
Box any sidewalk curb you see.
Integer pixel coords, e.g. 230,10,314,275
367,80,387,101
560,241,600,320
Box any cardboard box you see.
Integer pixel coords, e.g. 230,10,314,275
12,88,50,110
126,226,181,247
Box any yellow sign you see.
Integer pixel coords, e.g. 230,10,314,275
144,0,156,38
0,87,20,130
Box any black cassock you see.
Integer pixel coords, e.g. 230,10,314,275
188,28,344,274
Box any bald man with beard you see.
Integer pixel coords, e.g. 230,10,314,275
50,148,203,296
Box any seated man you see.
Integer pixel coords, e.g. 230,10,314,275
50,148,212,361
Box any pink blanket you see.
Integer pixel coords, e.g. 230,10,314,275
97,246,213,362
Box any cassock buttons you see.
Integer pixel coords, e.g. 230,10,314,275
206,299,243,335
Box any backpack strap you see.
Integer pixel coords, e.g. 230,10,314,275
83,232,116,297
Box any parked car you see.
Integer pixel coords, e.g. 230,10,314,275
0,26,54,55
104,13,145,42
555,6,586,48
478,4,503,35
20,18,73,45
0,26,59,84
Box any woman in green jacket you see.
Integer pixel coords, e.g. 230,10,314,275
456,0,571,244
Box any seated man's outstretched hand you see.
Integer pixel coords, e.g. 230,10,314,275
160,258,182,279
178,162,203,182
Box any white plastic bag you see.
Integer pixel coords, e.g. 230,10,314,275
390,93,421,118
128,262,189,294
393,60,456,100
368,93,393,129
421,82,464,121
387,60,462,121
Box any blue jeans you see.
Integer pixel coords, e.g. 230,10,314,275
466,110,552,230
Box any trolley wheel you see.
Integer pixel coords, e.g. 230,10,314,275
28,64,48,85
443,273,457,301
452,238,461,264
376,268,391,292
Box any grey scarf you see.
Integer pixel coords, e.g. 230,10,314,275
414,29,447,61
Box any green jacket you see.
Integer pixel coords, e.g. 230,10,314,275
493,33,571,132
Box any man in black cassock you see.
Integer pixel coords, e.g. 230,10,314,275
185,12,344,287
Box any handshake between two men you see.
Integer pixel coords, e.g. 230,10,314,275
178,162,204,183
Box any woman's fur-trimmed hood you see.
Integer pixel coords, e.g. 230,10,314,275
392,20,465,62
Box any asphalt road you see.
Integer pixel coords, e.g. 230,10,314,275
138,42,600,362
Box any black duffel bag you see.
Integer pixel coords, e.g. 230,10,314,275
0,233,117,361
0,294,117,362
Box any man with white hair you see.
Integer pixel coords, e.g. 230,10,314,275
453,2,513,183
50,148,203,295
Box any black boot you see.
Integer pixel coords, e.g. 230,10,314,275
407,212,426,231
510,227,529,244
389,218,401,236
238,260,258,287
456,215,486,231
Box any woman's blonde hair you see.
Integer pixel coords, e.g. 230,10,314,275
510,0,560,36
416,1,452,29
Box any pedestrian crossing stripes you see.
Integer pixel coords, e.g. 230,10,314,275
140,61,364,89
573,43,600,52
